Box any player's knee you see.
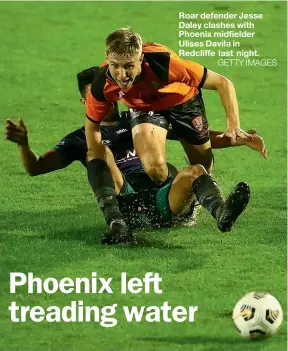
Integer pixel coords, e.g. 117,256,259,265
190,164,207,177
145,160,167,184
183,164,207,184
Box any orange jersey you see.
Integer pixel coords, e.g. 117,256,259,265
86,43,207,122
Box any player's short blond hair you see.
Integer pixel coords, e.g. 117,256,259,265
105,27,143,57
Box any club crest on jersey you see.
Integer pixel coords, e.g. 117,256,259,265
192,116,203,132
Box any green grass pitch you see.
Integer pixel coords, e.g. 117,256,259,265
0,1,286,350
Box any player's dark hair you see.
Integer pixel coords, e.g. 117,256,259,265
106,27,142,56
77,66,99,97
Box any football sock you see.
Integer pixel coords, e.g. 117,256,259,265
192,174,224,219
87,159,123,225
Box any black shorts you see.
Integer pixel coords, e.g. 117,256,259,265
130,110,169,130
129,92,210,145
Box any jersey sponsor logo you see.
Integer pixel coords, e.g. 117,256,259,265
127,149,137,158
192,116,203,132
115,149,137,164
115,128,128,135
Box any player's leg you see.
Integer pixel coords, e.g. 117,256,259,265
103,146,123,194
176,145,250,232
117,165,250,232
180,139,214,173
167,93,214,173
131,111,177,185
132,122,167,183
167,95,250,231
168,165,205,216
157,164,250,232
169,147,250,232
192,174,250,232
88,145,134,245
155,165,206,226
92,145,135,196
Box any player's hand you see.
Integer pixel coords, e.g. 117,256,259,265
245,129,268,160
216,127,253,143
5,118,29,146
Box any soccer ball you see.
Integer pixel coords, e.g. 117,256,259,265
233,292,283,339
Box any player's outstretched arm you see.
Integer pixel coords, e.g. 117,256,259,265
202,70,252,143
5,118,64,176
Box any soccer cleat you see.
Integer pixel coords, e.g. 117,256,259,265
101,219,133,245
217,182,250,232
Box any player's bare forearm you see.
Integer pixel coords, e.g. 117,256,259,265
203,70,240,129
18,144,40,175
19,147,64,176
5,118,64,176
217,79,239,129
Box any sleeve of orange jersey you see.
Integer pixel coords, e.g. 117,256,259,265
168,57,207,88
85,90,110,123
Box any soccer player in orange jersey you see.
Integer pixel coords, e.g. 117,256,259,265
84,28,252,239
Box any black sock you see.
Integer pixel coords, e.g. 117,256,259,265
87,159,124,225
192,174,224,219
96,187,123,225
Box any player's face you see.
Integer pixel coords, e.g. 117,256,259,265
107,52,143,90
